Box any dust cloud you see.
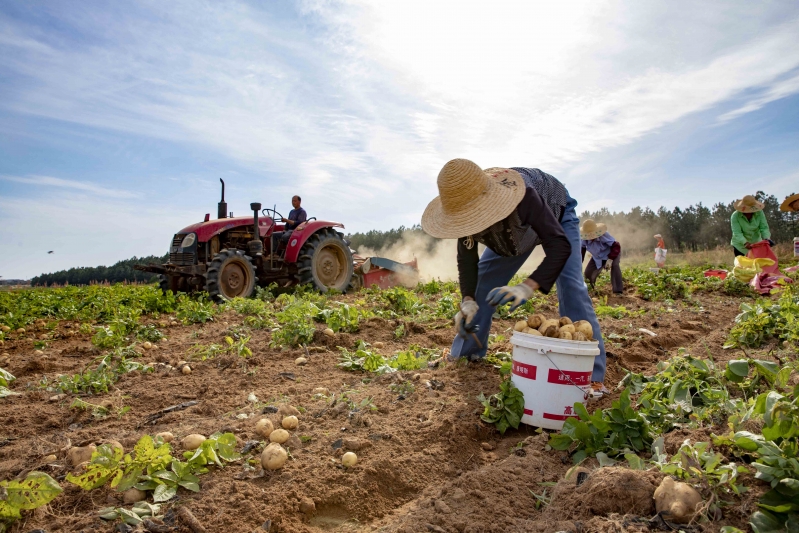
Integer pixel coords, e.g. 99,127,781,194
355,230,548,283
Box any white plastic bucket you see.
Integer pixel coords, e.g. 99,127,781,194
510,332,600,430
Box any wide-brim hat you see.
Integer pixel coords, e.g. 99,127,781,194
580,219,607,240
734,195,764,213
421,159,526,239
780,193,799,212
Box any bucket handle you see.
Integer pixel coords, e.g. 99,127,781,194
543,352,590,401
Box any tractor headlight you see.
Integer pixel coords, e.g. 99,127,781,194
180,233,196,248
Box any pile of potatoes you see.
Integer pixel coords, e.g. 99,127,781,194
513,314,595,341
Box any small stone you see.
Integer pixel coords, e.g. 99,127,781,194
295,357,307,366
299,497,316,515
480,442,495,451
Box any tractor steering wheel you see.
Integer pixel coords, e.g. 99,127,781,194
261,208,284,233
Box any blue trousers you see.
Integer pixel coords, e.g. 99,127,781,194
450,196,607,382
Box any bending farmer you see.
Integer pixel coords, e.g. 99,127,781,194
731,195,772,257
580,219,623,294
420,159,608,398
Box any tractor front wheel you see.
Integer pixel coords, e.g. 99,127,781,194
206,249,257,301
297,230,354,293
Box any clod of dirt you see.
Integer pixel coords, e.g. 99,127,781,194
545,467,661,519
295,357,307,366
285,435,303,450
299,497,316,515
480,442,495,451
67,444,96,466
269,429,290,444
123,487,147,504
282,415,299,430
653,477,703,524
277,404,301,417
343,438,361,451
181,434,206,450
434,500,452,514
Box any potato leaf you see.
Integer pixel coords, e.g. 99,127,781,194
66,444,124,490
0,471,63,522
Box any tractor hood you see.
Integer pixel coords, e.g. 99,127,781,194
179,216,275,241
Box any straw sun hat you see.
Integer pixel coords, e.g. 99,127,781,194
579,219,607,241
421,159,526,239
734,195,764,213
780,193,799,212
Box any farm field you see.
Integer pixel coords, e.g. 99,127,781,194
1,266,799,533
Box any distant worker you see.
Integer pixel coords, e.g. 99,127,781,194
580,220,623,294
731,195,773,257
780,193,799,213
654,234,667,268
421,159,608,399
279,195,307,242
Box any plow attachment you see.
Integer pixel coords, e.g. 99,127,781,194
353,256,419,290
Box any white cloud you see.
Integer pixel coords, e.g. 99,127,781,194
718,72,799,122
1,175,141,199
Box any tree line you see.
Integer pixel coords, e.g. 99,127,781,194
347,191,799,254
31,255,168,287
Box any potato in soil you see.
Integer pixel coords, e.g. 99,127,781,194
261,443,288,470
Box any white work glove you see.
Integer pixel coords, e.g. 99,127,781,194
454,300,479,336
486,283,535,311
604,259,613,271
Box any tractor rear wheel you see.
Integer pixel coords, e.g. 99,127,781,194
206,249,257,301
297,230,354,293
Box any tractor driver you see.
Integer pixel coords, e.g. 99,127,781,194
279,195,307,243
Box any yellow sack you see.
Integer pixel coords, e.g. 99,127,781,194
732,256,775,282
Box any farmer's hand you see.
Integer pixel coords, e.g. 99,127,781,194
486,280,536,311
745,243,753,249
454,299,479,337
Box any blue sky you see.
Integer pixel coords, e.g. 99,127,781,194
1,1,799,279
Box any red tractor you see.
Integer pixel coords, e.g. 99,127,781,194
135,180,357,300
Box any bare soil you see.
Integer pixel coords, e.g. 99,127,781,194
0,287,764,533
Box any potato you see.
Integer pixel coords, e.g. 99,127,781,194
522,328,543,336
181,365,192,375
142,341,153,350
513,320,528,332
0,325,10,332
155,431,174,443
323,328,335,337
373,341,384,349
295,357,307,366
574,321,594,340
653,477,702,524
572,332,588,342
42,454,57,463
542,324,560,338
255,418,274,438
538,318,559,333
342,451,358,467
269,429,290,444
558,316,573,326
527,314,546,329
282,415,299,430
557,331,573,340
559,324,575,334
181,434,206,450
122,488,147,504
261,443,288,470
67,445,96,466
105,440,124,453
16,328,25,334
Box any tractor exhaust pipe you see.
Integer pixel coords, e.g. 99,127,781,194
218,179,227,219
248,202,264,257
